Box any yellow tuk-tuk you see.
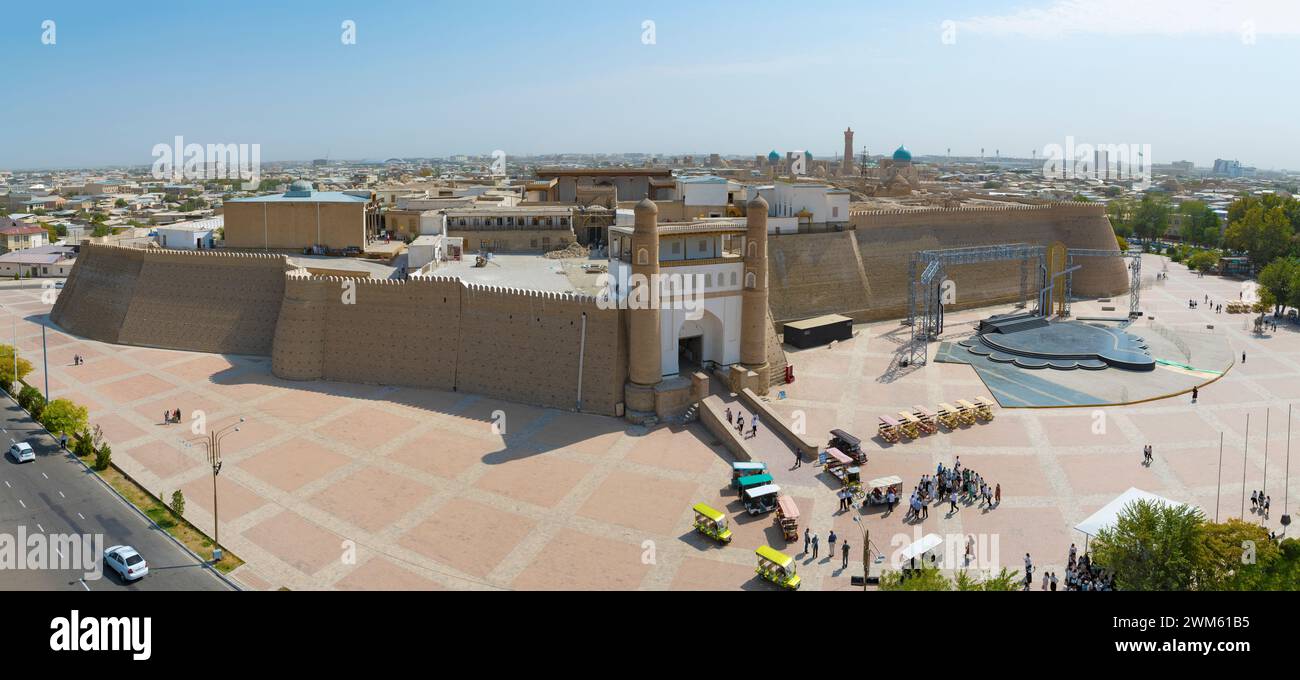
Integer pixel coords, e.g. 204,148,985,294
755,545,801,590
936,403,960,430
692,502,733,544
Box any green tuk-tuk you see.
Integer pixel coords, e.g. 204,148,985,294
730,461,768,489
691,502,732,544
755,545,800,590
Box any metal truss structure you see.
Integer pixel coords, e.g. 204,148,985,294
1061,249,1143,319
905,244,1045,367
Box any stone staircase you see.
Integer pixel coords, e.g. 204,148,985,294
766,307,789,389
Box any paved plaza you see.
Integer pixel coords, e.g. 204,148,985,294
4,252,1298,590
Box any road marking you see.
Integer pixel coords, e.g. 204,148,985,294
36,523,43,532
41,472,48,479
58,491,65,498
3,480,8,488
77,512,85,520
79,579,90,591
18,499,25,508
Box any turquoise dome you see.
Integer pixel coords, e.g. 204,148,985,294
892,146,912,163
767,150,781,163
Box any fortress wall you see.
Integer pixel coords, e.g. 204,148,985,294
269,275,626,415
50,244,145,343
767,203,1128,323
457,285,626,416
116,249,287,355
767,231,871,322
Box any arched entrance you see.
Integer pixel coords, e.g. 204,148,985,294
675,307,725,374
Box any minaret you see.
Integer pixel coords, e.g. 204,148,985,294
740,195,770,387
624,198,662,417
842,127,855,176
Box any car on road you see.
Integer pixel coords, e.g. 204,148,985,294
7,442,35,463
55,280,65,289
103,545,148,581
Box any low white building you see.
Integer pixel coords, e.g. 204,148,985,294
155,216,222,249
759,181,851,231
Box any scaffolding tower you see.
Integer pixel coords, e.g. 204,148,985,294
1061,248,1143,319
904,244,1046,367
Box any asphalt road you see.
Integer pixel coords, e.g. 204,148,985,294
0,398,233,591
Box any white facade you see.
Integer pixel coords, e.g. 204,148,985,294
761,182,851,227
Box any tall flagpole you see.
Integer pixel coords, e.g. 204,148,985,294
1242,414,1250,519
1215,431,1223,523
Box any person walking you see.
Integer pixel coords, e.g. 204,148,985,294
994,483,1001,507
827,530,837,560
965,535,975,566
1050,572,1058,592
793,447,802,470
1192,385,1198,403
735,414,744,436
811,532,819,559
841,541,850,569
1242,351,1247,363
725,407,732,425
949,490,959,514
750,415,759,439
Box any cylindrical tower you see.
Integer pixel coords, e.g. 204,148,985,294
627,198,662,387
741,196,769,369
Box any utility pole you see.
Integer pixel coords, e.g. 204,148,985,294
186,417,242,561
852,515,870,592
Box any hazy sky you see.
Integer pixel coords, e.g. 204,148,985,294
4,0,1299,170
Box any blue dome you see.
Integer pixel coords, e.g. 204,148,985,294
892,146,912,163
767,150,781,163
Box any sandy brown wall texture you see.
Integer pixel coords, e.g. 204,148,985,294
54,245,628,416
272,275,627,415
51,244,287,355
767,203,1129,322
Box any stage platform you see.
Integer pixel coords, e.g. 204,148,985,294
959,319,1156,371
936,315,1232,408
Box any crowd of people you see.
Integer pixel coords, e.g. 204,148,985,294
1057,543,1116,591
1251,490,1272,519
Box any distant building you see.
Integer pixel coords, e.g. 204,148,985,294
224,180,377,250
155,216,222,250
0,244,76,277
0,224,48,252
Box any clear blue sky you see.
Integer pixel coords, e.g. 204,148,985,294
3,0,1298,170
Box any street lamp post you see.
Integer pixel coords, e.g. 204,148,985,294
185,417,242,562
852,515,870,592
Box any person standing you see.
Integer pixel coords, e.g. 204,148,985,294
793,447,802,470
994,483,1001,507
725,407,732,425
811,532,819,559
804,527,811,554
841,541,850,569
1192,385,1198,403
827,530,837,559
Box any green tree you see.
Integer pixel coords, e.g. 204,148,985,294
39,398,88,438
878,565,951,591
1132,194,1171,245
93,442,112,471
0,344,33,388
114,198,128,208
1194,519,1280,590
1225,203,1295,268
170,490,186,518
1185,249,1220,274
73,428,95,457
1257,258,1299,314
1091,499,1204,590
19,387,45,420
954,567,1021,591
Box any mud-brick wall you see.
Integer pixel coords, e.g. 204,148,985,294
115,249,287,355
457,285,626,415
50,244,145,343
765,203,1130,323
51,244,287,355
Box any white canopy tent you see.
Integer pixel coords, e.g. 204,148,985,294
1074,487,1191,549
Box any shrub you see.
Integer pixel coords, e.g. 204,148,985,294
18,385,45,420
170,490,185,518
73,429,94,458
93,443,112,471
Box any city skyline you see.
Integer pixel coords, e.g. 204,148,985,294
3,0,1299,170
